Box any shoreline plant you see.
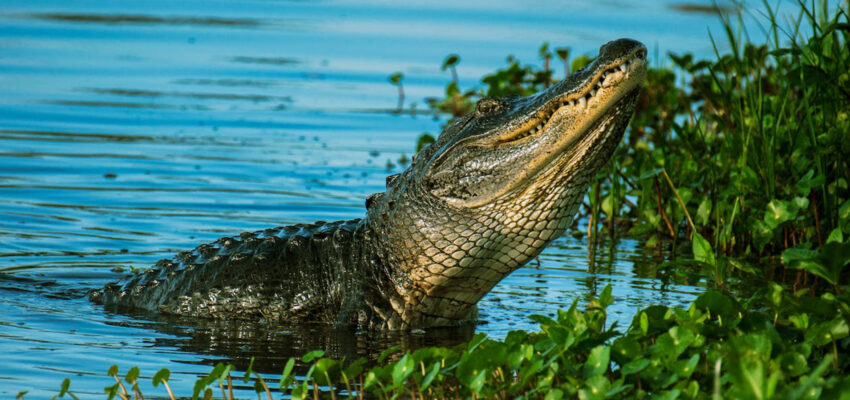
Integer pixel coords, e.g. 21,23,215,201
38,280,850,399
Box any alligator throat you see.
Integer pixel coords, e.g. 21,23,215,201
91,39,647,330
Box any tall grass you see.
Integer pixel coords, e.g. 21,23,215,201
598,0,850,290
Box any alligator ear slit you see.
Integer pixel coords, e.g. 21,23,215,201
386,173,401,187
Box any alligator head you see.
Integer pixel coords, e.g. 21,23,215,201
366,38,647,329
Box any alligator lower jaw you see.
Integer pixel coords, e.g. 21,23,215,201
505,88,640,203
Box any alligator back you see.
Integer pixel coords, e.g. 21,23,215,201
92,219,369,325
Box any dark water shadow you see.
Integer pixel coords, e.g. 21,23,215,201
102,307,476,373
28,13,263,27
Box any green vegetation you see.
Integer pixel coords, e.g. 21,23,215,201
41,282,850,399
422,0,850,294
35,1,850,399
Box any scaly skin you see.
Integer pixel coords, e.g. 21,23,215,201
92,38,647,330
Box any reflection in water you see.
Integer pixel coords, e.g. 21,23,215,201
0,0,742,396
230,56,301,66
29,13,263,27
116,311,475,373
80,87,294,103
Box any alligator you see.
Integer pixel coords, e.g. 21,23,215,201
91,38,647,331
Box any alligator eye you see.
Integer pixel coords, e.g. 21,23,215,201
475,98,501,116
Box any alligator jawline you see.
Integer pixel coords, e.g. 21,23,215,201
498,52,646,145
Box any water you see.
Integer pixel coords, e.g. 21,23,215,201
0,0,752,397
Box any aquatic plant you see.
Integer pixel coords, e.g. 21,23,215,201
417,0,850,294
43,279,850,399
388,72,405,112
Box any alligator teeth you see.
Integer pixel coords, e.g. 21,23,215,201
590,89,597,97
578,97,586,108
619,64,627,72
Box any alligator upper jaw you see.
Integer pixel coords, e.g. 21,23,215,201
502,49,646,146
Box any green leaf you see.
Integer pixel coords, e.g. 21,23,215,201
342,358,367,382
388,72,403,85
302,349,325,363
767,282,783,308
192,377,206,400
378,345,401,364
59,378,70,397
819,241,850,283
152,368,170,387
205,363,225,385
654,389,682,400
441,54,460,70
798,260,836,284
777,352,808,377
728,258,759,275
656,328,693,361
415,133,435,153
839,199,850,222
123,366,139,384
639,312,649,334
728,334,776,400
276,358,295,389
696,197,712,226
363,370,380,391
529,314,557,327
445,81,460,97
467,369,487,395
313,358,340,386
621,359,650,376
672,353,700,378
611,336,641,364
252,381,264,394
571,55,592,73
582,345,610,378
781,247,819,264
420,362,441,391
391,353,415,387
555,47,570,62
791,196,810,212
598,284,614,308
805,318,849,346
638,168,664,180
107,365,119,376
104,384,119,400
606,380,633,397
545,388,564,400
579,375,610,400
826,228,843,244
695,290,739,321
764,199,795,230
692,232,715,266
242,356,255,383
466,332,488,352
290,382,309,400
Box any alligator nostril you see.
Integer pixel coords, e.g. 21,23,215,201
635,49,647,60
